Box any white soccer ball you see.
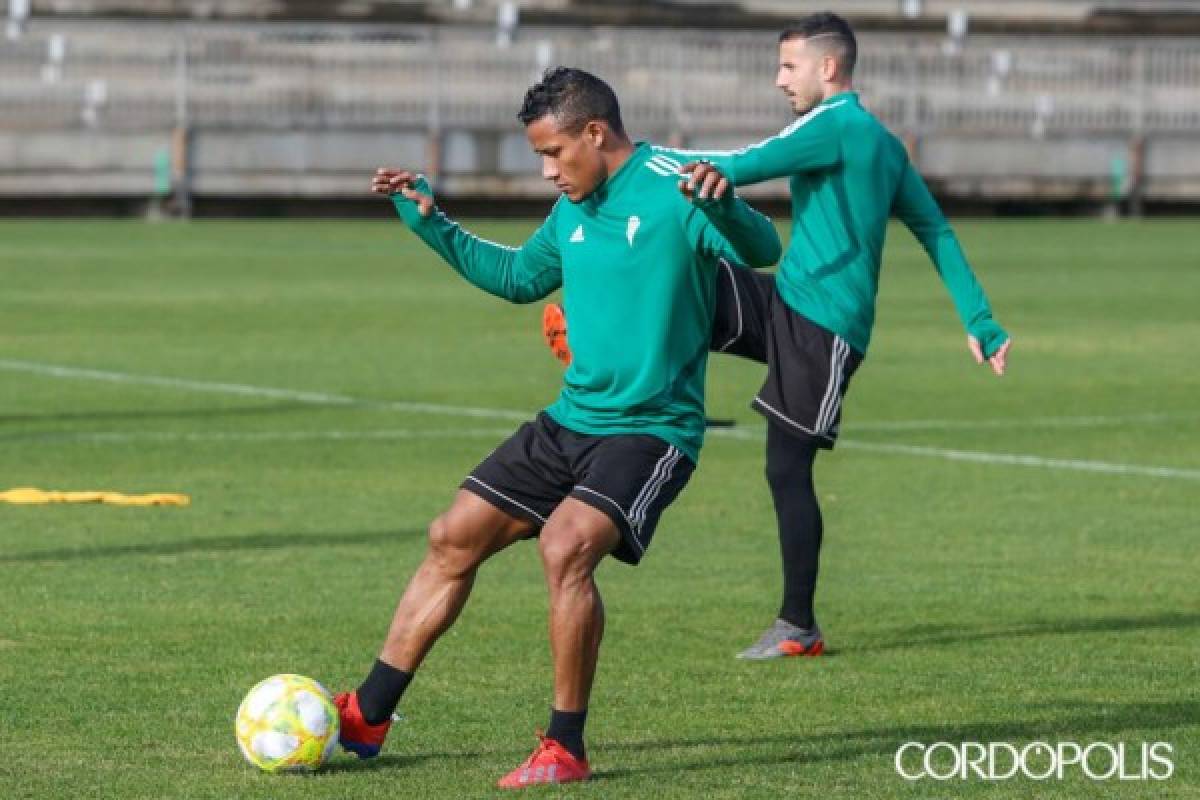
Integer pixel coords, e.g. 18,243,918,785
235,674,340,773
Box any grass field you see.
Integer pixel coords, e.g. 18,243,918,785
1,218,1198,799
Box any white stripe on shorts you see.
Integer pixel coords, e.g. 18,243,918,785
814,337,849,434
630,447,683,531
626,446,676,526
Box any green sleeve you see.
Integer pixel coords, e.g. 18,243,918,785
687,191,782,268
392,176,562,304
697,106,842,186
892,163,1009,357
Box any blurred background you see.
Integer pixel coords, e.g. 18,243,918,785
2,0,1199,217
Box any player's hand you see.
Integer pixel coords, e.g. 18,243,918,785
679,161,731,202
371,168,434,218
371,168,414,195
968,335,1012,376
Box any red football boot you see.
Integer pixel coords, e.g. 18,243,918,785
334,691,392,758
497,733,592,788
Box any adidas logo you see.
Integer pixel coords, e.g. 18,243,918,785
569,224,585,243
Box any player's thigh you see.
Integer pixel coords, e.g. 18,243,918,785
569,434,695,566
456,413,576,555
711,259,773,362
754,306,864,445
431,488,538,564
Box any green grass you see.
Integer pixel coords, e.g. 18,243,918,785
1,218,1197,799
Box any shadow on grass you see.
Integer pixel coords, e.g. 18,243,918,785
855,611,1200,652
0,402,326,433
0,528,424,563
308,700,1198,779
591,700,1199,780
320,750,492,775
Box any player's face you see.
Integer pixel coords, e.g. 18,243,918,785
525,115,606,203
775,38,826,115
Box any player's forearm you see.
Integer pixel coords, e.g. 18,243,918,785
702,119,839,186
697,195,782,267
391,195,550,303
704,150,785,187
896,167,1009,355
926,231,1009,355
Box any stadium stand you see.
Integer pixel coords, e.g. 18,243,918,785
2,2,1198,214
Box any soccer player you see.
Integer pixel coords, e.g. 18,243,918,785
543,12,1012,660
336,67,781,787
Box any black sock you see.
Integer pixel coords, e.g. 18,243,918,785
546,707,588,761
765,423,822,630
356,659,413,725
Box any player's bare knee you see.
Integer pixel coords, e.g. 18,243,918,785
424,513,454,558
540,522,607,586
425,513,481,577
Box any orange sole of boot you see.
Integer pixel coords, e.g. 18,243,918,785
542,303,572,367
777,639,825,657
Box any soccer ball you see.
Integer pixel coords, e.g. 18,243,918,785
235,674,340,773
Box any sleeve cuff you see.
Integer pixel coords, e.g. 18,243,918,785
390,174,436,227
968,318,1009,359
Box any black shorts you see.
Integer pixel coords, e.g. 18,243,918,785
711,260,864,448
462,412,695,565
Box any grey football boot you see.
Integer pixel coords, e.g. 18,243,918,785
736,618,825,660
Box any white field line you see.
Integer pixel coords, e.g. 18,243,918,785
837,440,1200,481
0,358,530,421
705,426,1200,481
4,358,1198,481
17,424,1200,482
5,357,1189,434
844,412,1194,432
17,428,516,444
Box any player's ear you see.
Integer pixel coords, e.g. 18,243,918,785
821,53,839,83
583,120,606,149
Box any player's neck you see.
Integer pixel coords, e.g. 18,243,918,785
601,137,637,178
822,82,854,101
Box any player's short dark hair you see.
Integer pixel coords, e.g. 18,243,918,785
517,66,626,136
779,12,858,77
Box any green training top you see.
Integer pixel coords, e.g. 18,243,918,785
391,142,781,462
659,91,1008,357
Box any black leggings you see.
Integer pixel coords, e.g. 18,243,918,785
765,422,822,630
